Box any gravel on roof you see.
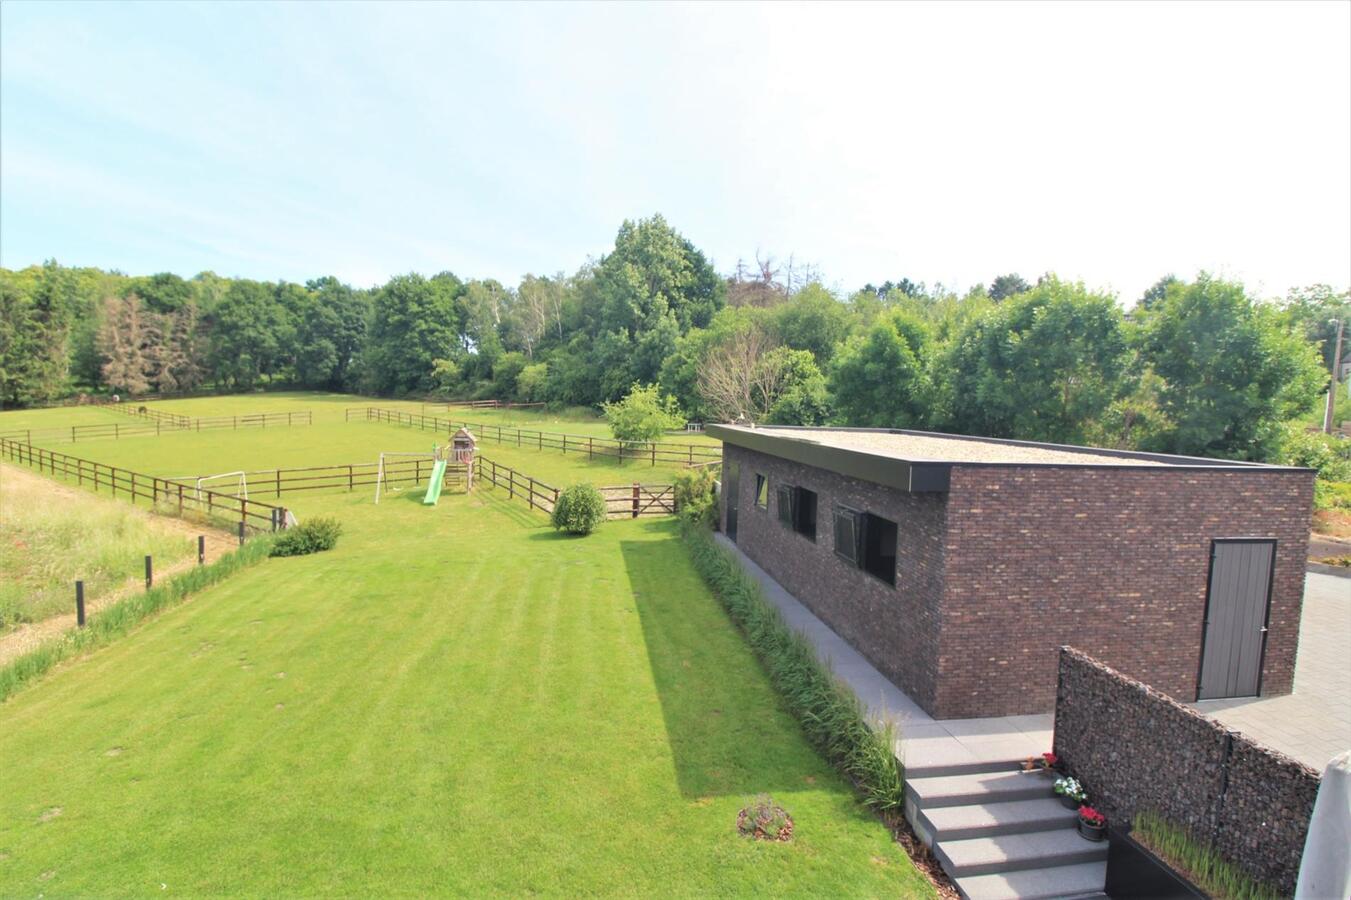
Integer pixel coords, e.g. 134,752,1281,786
759,428,1171,466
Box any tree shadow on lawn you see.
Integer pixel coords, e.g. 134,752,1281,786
620,538,835,800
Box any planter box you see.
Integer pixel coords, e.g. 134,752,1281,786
1105,826,1206,899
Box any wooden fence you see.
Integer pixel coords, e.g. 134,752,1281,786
0,437,289,533
0,411,313,446
163,452,675,519
167,457,468,498
445,399,547,411
347,407,721,466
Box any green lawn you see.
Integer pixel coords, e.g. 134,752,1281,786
0,486,930,896
10,392,715,498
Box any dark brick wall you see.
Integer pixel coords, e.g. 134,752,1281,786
721,445,948,711
939,465,1314,717
1054,648,1319,895
721,444,1314,720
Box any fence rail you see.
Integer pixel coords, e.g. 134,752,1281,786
348,407,720,466
0,411,313,446
168,457,469,498
0,438,288,533
445,399,547,411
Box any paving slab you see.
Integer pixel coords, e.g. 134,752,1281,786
1194,571,1351,771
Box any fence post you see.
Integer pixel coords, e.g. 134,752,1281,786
348,464,354,491
276,469,281,498
589,438,594,460
76,581,86,627
633,483,640,518
238,521,245,546
178,483,184,516
145,555,153,589
198,535,205,565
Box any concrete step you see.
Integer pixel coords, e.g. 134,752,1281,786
953,861,1108,900
902,747,1026,780
920,797,1079,842
908,769,1055,810
937,828,1109,878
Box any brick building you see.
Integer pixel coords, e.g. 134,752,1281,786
708,425,1315,719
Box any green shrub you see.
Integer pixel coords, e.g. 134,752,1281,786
269,517,343,557
681,523,904,811
602,383,684,445
551,484,607,535
673,467,718,529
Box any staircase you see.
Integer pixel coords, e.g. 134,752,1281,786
905,755,1107,900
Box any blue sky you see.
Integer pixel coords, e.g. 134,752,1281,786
2,1,1349,301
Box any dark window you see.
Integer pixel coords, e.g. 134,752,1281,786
834,507,896,586
834,506,861,565
793,488,817,541
754,474,768,509
861,512,898,585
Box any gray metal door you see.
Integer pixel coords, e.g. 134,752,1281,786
1198,540,1275,700
724,462,739,542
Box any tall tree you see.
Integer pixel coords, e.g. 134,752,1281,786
1136,274,1326,458
98,295,153,394
940,278,1130,443
988,273,1031,302
365,272,462,395
829,309,933,428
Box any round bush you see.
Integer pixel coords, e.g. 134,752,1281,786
551,484,607,535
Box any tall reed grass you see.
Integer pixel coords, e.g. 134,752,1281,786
1133,810,1281,900
682,523,905,811
0,536,274,702
0,467,195,628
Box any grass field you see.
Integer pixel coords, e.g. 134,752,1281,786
0,393,714,498
0,392,929,896
0,463,196,630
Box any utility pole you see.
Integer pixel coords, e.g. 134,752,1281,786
1324,317,1345,434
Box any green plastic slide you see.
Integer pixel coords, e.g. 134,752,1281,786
423,459,448,505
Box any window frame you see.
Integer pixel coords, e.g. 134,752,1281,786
754,473,769,509
791,486,817,542
833,505,897,587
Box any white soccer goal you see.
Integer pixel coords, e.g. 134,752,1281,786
170,470,249,502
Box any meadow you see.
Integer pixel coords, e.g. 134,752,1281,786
0,464,198,631
0,392,930,896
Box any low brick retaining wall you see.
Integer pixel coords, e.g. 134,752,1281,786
1052,647,1320,894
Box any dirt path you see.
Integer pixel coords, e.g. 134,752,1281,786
0,464,238,665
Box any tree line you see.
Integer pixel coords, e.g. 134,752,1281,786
1,213,1347,465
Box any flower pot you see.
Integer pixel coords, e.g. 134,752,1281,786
1078,819,1107,842
1059,793,1081,810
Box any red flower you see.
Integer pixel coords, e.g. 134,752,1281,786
1078,805,1106,826
1042,752,1059,766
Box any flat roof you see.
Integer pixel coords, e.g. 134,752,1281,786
705,424,1310,493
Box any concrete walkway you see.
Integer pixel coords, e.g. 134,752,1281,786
713,534,1052,772
1195,571,1351,771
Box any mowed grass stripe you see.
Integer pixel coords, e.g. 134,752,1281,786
0,444,927,896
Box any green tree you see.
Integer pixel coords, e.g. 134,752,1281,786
829,309,933,428
988,273,1031,302
595,214,723,340
764,348,831,425
207,280,294,390
602,383,684,444
516,361,548,402
1136,274,1326,458
365,272,463,395
941,278,1130,443
771,283,852,364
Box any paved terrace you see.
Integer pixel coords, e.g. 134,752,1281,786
1195,571,1351,771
